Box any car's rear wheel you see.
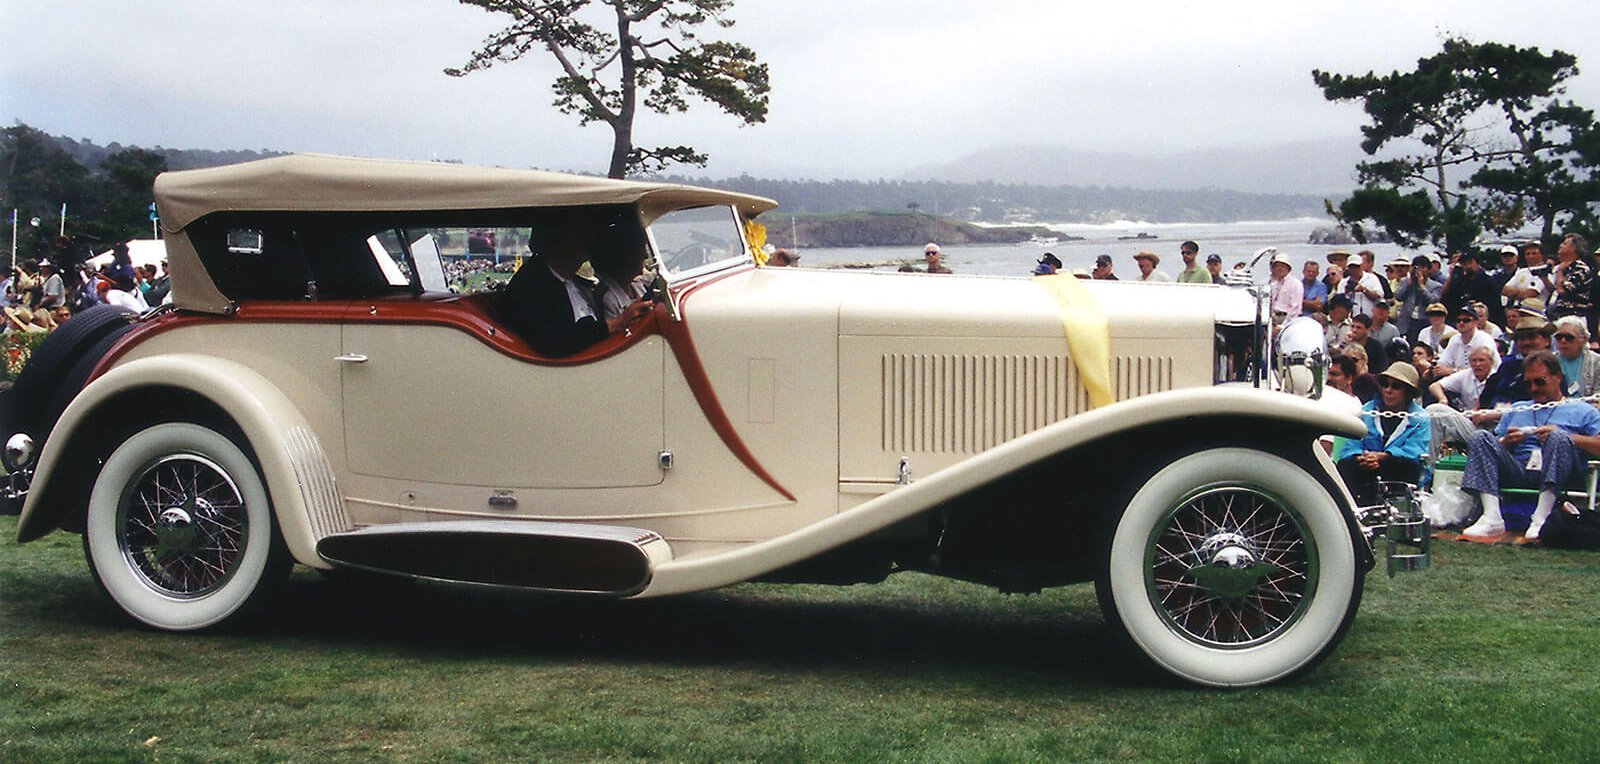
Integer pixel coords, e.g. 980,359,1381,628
1098,447,1361,687
84,422,290,630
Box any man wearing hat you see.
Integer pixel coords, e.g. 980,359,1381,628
1333,361,1429,504
37,259,65,313
1267,253,1302,326
1091,254,1117,280
1324,295,1355,354
1205,253,1224,284
1132,251,1170,282
1176,241,1210,284
1503,242,1555,306
1418,302,1457,354
1335,257,1385,317
1458,350,1600,539
1395,254,1440,341
1435,303,1501,381
1323,250,1352,295
1032,252,1062,277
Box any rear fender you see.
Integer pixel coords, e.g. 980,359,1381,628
643,386,1368,597
17,354,347,568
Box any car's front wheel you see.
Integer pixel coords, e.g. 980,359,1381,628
1098,447,1362,687
84,422,290,630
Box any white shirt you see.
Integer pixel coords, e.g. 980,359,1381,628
1438,367,1490,410
103,288,148,312
1421,324,1458,354
1439,330,1500,373
549,265,595,320
598,278,643,321
1504,266,1554,304
1139,270,1172,283
1335,272,1385,316
1269,275,1303,320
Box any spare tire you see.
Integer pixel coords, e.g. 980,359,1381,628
7,305,136,439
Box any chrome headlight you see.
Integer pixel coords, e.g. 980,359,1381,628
3,432,35,471
1276,316,1327,398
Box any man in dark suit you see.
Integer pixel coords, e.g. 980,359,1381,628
498,219,652,357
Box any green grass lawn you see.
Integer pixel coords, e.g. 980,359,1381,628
3,515,1598,763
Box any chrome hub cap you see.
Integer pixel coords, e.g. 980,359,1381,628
1147,485,1317,648
117,455,248,598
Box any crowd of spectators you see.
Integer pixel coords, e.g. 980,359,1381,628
2,240,169,337
1313,234,1600,543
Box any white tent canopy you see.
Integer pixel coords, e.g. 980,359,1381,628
90,239,167,272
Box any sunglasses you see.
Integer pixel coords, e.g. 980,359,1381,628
1455,316,1477,324
1528,375,1554,388
1377,378,1412,390
1555,333,1579,341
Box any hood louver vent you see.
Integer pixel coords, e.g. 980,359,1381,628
880,354,1173,454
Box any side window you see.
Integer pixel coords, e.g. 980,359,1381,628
365,231,414,287
402,227,530,295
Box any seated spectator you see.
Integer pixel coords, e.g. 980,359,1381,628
1417,302,1457,355
1433,304,1499,382
1343,345,1379,402
1428,316,1552,460
1327,354,1357,396
1370,299,1400,349
1550,316,1600,398
1412,342,1441,406
1428,345,1495,411
1348,313,1389,371
1461,350,1600,539
1335,362,1429,504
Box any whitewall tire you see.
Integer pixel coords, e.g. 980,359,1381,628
84,423,288,630
1102,448,1360,687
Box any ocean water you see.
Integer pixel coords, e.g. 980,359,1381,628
790,218,1416,279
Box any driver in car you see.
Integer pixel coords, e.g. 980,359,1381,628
498,215,653,357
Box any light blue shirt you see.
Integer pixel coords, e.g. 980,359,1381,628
1494,399,1600,463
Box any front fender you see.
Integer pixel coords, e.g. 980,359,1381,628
17,354,347,568
642,386,1367,597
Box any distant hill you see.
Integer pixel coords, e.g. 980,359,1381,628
42,134,284,173
904,137,1366,195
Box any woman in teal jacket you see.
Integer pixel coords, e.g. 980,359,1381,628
1335,361,1431,504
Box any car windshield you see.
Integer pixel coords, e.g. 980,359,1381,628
649,205,749,277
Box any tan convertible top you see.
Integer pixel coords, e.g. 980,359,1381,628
155,154,777,231
152,154,778,314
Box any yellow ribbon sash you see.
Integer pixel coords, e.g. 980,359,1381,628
1033,274,1113,409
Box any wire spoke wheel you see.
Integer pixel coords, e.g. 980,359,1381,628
1100,447,1361,687
117,454,249,598
86,422,290,631
1147,485,1316,649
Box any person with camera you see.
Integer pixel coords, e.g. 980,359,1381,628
1503,242,1555,308
1550,233,1597,338
1395,254,1441,342
1441,251,1506,330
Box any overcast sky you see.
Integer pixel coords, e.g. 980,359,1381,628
5,1,1600,180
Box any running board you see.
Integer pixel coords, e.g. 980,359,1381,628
315,520,672,596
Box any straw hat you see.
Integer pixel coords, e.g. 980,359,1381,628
1133,251,1160,265
1379,361,1420,392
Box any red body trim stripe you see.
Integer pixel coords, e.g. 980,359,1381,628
87,264,793,501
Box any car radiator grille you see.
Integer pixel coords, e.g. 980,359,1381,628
879,354,1174,454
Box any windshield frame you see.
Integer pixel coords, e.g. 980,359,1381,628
646,204,753,281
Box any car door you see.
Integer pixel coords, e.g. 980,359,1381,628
339,317,666,489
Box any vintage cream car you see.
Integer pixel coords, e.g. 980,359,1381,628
5,155,1386,687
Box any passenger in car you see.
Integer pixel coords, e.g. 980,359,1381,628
498,219,652,357
591,227,653,323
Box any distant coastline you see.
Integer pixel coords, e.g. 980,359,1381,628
767,211,1061,249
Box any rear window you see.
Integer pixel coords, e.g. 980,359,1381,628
185,206,636,301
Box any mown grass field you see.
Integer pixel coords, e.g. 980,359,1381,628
3,515,1598,763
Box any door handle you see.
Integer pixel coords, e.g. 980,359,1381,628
335,353,369,364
